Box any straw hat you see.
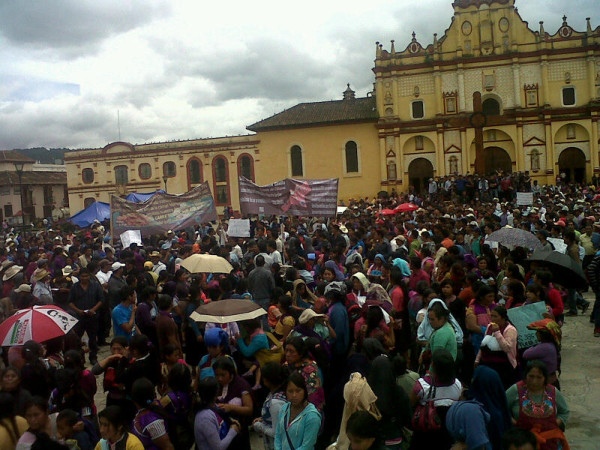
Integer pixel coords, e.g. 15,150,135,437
299,309,326,325
3,265,23,281
32,269,50,282
62,266,74,276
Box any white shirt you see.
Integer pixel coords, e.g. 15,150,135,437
270,250,283,265
96,270,112,286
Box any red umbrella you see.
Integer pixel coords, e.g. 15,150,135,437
0,305,78,346
378,209,397,216
394,203,419,212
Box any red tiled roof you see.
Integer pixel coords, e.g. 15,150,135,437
247,97,378,132
0,171,66,185
0,150,35,163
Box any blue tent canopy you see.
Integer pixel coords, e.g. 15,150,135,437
125,190,165,203
68,202,111,227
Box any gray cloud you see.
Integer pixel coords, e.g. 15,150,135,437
0,0,172,57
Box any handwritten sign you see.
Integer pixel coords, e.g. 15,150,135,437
506,302,547,349
547,238,567,254
120,230,142,248
227,219,251,237
516,192,534,206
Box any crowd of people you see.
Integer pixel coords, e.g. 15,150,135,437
0,173,598,450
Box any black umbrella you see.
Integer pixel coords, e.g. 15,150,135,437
527,249,587,289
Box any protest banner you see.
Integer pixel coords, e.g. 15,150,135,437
516,192,534,206
120,230,142,248
506,302,548,349
239,176,338,217
111,182,218,237
227,219,251,237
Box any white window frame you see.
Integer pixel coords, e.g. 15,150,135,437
288,144,305,178
343,140,362,177
561,86,576,107
410,100,425,120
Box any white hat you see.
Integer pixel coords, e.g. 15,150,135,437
111,262,126,271
298,309,326,325
339,225,348,234
14,284,31,293
3,265,22,281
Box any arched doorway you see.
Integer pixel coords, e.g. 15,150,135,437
482,98,501,116
408,158,434,193
485,147,512,175
558,147,586,183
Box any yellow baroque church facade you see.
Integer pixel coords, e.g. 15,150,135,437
66,0,600,214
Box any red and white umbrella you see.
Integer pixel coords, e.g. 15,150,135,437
394,203,419,213
0,305,78,346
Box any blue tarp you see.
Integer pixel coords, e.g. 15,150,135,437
69,202,111,227
125,190,165,203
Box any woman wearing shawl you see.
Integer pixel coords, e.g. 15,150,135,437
523,319,561,387
324,260,345,282
466,285,497,355
348,272,369,306
290,279,317,310
367,254,385,283
367,355,411,449
445,400,492,450
468,365,512,450
417,298,464,347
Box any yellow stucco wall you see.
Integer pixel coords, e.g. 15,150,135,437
255,122,381,202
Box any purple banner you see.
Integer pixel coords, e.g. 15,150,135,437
239,177,339,217
111,182,218,237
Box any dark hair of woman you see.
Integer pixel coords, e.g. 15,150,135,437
475,284,495,302
346,410,382,444
365,306,384,337
110,336,128,348
278,295,293,313
429,302,449,320
98,405,127,434
431,349,456,384
24,395,49,414
212,356,237,377
493,305,509,321
0,392,20,445
284,336,309,359
63,349,85,371
196,377,219,411
286,371,308,403
261,363,289,389
129,334,150,356
524,360,549,385
501,427,537,450
167,363,192,394
131,378,168,420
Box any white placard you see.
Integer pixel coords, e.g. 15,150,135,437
227,219,251,237
337,206,348,214
516,192,534,206
120,230,142,248
547,238,567,254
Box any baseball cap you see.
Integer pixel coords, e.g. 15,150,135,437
112,262,126,271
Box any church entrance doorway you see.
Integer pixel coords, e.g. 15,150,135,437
558,147,586,183
485,147,512,175
408,158,434,194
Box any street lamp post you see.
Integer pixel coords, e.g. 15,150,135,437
162,175,168,193
13,162,25,233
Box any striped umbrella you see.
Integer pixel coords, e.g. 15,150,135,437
0,305,78,346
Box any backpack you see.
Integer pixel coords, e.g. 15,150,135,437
255,332,284,368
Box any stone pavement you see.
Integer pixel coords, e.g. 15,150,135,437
560,304,600,450
92,302,600,450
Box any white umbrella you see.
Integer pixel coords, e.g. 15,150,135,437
181,254,233,274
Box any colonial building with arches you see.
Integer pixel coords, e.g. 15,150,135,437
65,0,600,212
65,136,259,213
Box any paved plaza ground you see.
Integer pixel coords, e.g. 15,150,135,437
92,298,600,450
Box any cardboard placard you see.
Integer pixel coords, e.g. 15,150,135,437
120,230,142,248
227,219,251,237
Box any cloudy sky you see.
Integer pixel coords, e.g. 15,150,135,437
0,0,595,150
